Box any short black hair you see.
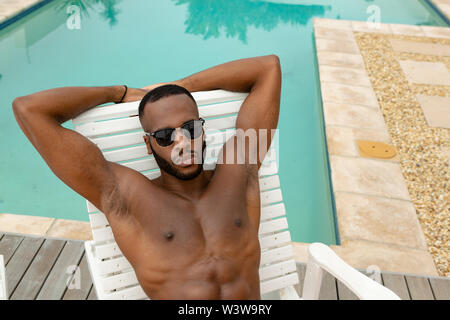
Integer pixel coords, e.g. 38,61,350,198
138,84,196,120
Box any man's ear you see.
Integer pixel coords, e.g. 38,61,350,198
143,135,153,155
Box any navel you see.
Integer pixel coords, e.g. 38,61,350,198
234,218,242,227
164,231,174,241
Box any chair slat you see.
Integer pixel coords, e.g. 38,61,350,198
260,203,286,221
89,212,108,227
90,131,144,151
103,284,148,300
260,245,294,266
73,94,245,126
260,272,299,295
259,231,291,250
261,189,282,206
98,256,132,275
191,90,248,106
258,217,288,235
94,242,123,260
92,227,114,243
259,175,280,192
100,270,139,291
259,260,297,281
259,161,278,176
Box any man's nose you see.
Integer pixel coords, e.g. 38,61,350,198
172,128,190,148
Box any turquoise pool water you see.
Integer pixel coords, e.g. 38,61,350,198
0,0,447,244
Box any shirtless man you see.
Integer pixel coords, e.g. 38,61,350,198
12,55,282,299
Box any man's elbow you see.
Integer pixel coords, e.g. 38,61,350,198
12,96,30,113
266,54,280,68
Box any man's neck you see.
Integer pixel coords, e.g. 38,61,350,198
157,170,211,200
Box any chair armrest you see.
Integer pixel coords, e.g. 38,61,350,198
0,255,7,300
302,243,400,300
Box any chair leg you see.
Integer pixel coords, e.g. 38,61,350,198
301,258,324,300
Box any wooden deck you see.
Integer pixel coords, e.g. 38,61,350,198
1,232,449,300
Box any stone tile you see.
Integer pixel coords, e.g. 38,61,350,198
398,60,450,86
316,51,365,69
315,38,360,55
421,26,450,39
323,102,386,128
389,39,450,56
320,82,379,108
291,242,309,264
331,240,438,276
0,213,54,236
314,27,355,41
329,155,411,200
319,66,372,87
45,219,92,240
313,18,353,30
352,21,392,34
325,126,396,159
334,192,428,250
415,94,450,129
439,4,450,18
389,24,425,37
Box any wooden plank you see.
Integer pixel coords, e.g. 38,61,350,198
0,234,24,264
428,277,450,300
336,278,359,300
405,275,434,300
294,263,306,297
5,237,44,299
10,239,65,300
381,273,411,300
319,271,338,300
37,241,85,300
63,253,94,300
87,286,98,300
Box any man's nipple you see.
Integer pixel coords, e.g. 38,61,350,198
164,231,174,240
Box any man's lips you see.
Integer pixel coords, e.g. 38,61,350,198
177,153,196,167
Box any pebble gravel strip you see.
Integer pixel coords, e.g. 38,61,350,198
354,32,449,276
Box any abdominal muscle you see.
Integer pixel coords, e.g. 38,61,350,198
133,247,261,300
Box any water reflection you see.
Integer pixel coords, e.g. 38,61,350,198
173,0,330,43
56,0,122,27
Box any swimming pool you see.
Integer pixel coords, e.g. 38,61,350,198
0,0,447,244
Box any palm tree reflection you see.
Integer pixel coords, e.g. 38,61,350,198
173,0,330,43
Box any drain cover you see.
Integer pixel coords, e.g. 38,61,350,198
357,140,397,159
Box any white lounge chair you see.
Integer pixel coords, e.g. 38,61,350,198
73,90,400,300
0,255,7,300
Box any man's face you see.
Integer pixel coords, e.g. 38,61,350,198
142,94,206,180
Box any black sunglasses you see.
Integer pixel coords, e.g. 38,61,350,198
146,118,205,147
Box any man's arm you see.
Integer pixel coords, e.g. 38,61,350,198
11,86,144,214
175,55,282,169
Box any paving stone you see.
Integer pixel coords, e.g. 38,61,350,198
415,94,450,129
320,82,379,108
421,26,450,39
315,38,360,54
316,51,365,69
319,65,372,87
398,60,450,86
352,21,392,34
389,39,450,56
334,192,428,250
329,155,411,200
389,24,425,37
315,27,355,41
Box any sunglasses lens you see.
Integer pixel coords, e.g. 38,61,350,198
182,120,203,139
154,129,174,147
151,119,204,147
